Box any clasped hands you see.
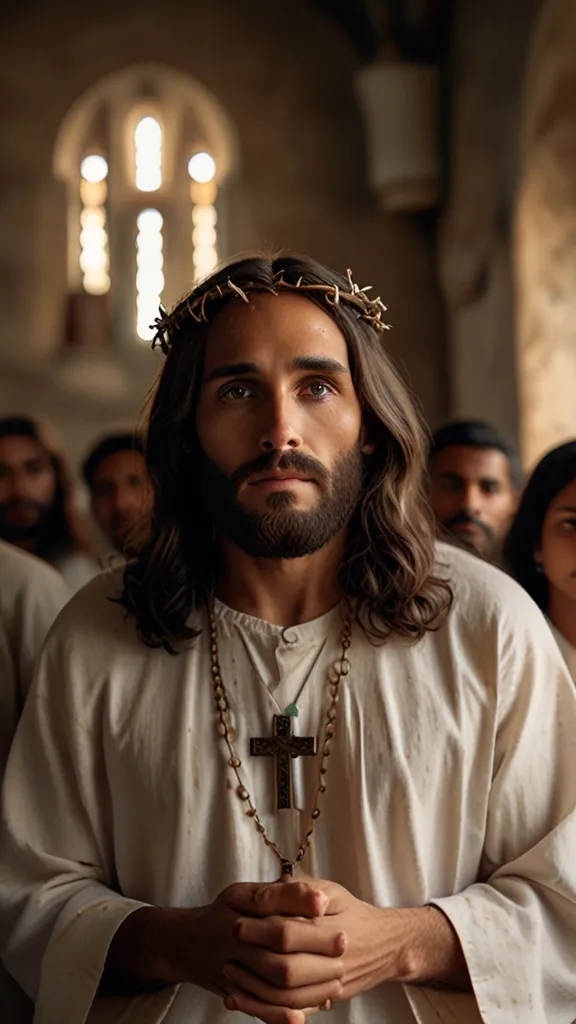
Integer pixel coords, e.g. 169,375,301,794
182,877,399,1024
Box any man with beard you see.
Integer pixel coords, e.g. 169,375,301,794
82,433,150,557
1,256,575,1024
0,416,98,594
428,419,521,560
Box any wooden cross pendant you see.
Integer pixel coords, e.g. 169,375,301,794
250,714,317,810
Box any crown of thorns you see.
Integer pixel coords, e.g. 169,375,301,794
151,269,391,355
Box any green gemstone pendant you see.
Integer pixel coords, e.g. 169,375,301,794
284,702,300,718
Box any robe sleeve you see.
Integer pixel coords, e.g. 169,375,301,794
427,592,576,1023
0,609,178,1024
0,554,68,779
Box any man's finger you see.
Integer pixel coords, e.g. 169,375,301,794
224,993,325,1023
224,961,342,1009
233,947,345,988
297,877,349,916
223,881,329,920
237,914,347,957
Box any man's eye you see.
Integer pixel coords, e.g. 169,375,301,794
221,384,252,400
304,381,332,399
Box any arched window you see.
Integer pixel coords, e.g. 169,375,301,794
55,65,236,347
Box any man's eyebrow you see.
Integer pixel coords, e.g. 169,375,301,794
204,362,260,383
291,356,348,374
204,356,349,383
556,505,576,513
438,472,464,482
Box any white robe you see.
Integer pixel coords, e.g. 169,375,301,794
551,624,576,682
1,543,576,1024
0,539,69,1023
52,551,100,597
0,539,69,777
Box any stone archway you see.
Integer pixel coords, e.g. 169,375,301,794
515,0,576,467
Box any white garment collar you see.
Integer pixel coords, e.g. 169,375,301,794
212,597,345,646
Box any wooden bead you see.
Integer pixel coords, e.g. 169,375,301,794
217,723,227,736
327,706,337,720
228,757,241,768
319,785,326,793
334,658,351,676
237,786,249,800
312,808,321,819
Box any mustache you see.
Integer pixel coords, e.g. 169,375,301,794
0,498,48,516
443,510,494,541
229,450,330,488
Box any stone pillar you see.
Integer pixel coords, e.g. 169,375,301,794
516,0,576,466
439,0,540,450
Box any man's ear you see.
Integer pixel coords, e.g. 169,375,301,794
360,422,375,456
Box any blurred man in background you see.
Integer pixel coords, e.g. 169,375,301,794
0,416,98,594
429,419,521,560
82,433,150,556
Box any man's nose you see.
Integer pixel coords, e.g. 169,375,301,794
461,484,482,516
257,395,303,453
10,475,32,500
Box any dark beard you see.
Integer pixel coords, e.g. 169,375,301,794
0,499,48,543
198,446,363,559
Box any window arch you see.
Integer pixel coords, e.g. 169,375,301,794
54,64,236,346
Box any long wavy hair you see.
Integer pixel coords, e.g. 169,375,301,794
0,415,92,562
121,253,452,652
504,440,576,610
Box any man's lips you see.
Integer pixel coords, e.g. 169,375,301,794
4,506,38,523
248,471,314,486
248,474,314,490
450,521,484,535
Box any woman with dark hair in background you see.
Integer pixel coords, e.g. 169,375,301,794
504,440,576,680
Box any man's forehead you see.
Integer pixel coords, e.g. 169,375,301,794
433,445,511,477
95,450,144,478
203,291,350,371
0,435,48,460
